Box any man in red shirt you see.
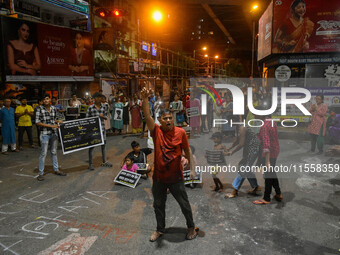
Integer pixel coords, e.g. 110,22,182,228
141,87,198,242
253,105,282,205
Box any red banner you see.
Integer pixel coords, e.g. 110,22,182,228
272,0,340,54
1,16,93,82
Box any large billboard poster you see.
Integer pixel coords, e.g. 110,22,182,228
258,1,273,60
1,16,94,82
272,0,340,54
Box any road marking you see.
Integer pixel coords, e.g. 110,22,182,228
37,233,97,255
13,174,39,178
327,223,340,230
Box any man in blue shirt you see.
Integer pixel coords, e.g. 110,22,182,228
0,98,19,155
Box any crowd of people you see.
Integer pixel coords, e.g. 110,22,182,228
0,86,339,241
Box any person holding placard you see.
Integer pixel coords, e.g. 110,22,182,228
170,93,184,127
112,96,123,134
35,94,66,181
86,92,112,170
66,99,79,121
141,87,198,242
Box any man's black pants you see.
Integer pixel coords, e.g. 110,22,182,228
152,180,195,233
259,157,281,202
18,126,33,147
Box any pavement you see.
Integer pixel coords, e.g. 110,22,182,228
0,131,339,255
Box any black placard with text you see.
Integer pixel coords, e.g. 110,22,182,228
58,117,104,154
114,170,141,188
183,170,202,184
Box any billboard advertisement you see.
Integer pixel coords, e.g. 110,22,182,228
258,1,273,61
1,16,93,82
272,0,340,54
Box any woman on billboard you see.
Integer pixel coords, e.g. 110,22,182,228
69,33,91,76
273,0,314,53
7,22,41,75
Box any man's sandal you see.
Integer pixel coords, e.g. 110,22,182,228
274,194,283,202
253,199,270,205
186,227,199,240
225,191,238,199
101,162,112,167
55,171,67,176
37,175,45,181
149,231,163,242
248,186,262,195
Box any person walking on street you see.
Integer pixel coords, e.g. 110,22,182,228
225,124,262,198
141,87,198,242
253,104,282,205
0,98,19,155
35,95,66,181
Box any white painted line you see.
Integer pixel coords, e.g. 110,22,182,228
13,173,37,178
327,223,340,230
68,228,79,232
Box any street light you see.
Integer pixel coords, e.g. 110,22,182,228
204,54,210,75
152,10,163,22
193,46,207,58
193,46,208,75
251,4,259,78
214,56,219,77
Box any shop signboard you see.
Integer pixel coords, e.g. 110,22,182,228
14,0,40,18
44,0,89,14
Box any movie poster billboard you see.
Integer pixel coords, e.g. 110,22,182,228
1,16,94,82
272,0,340,54
258,1,273,60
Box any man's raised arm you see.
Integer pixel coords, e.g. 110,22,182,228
141,87,155,133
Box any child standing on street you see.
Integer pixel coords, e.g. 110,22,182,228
207,132,227,192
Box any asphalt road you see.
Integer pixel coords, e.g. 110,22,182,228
0,133,339,255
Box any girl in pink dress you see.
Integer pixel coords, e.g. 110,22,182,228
122,156,138,173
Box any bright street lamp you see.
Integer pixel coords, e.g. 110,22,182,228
215,55,219,59
152,10,163,22
202,46,207,51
